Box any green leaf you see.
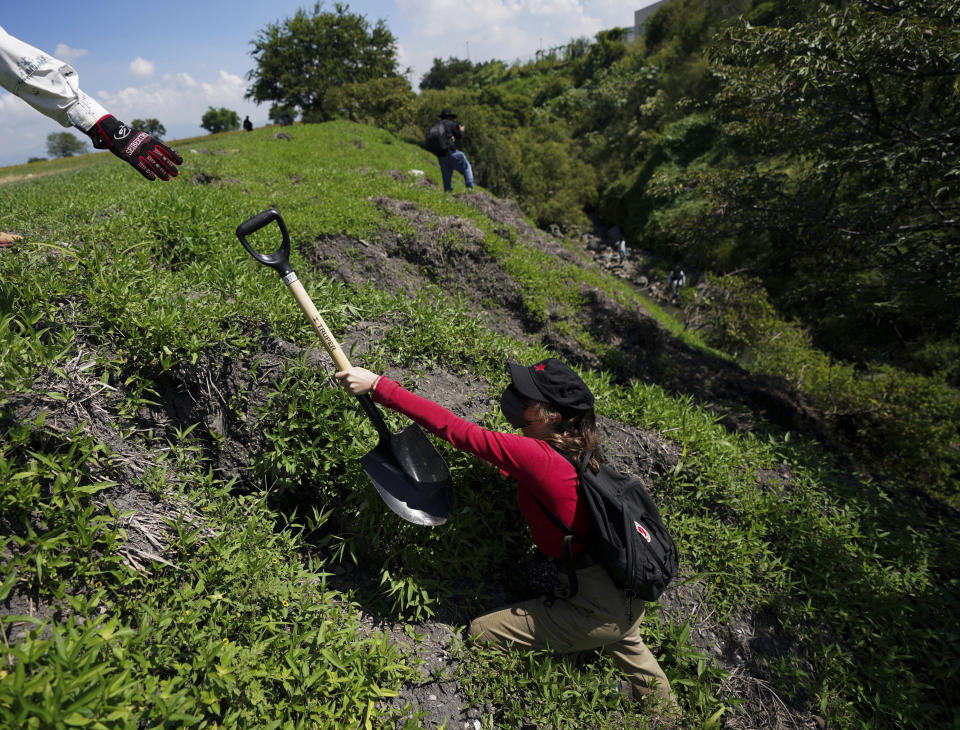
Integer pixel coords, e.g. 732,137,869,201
0,570,19,602
705,705,726,729
74,482,115,495
62,712,93,726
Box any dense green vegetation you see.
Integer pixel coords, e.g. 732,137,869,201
395,0,960,382
1,123,958,728
246,2,403,124
308,0,959,503
2,1,957,726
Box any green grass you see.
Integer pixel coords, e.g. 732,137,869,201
0,152,100,183
686,273,960,504
1,121,958,729
0,436,416,727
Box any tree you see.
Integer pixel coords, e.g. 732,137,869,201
570,30,627,85
46,132,86,158
131,118,166,138
245,2,401,122
687,0,960,372
268,104,297,126
325,77,415,132
420,57,474,90
200,107,240,134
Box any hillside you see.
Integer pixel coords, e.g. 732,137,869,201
1,123,958,728
400,0,960,502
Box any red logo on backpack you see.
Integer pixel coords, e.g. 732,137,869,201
634,521,651,542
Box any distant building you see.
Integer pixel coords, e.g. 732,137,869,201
624,1,670,42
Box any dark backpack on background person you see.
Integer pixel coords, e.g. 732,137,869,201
533,449,679,601
425,120,451,155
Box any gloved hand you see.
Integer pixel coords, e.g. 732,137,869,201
85,115,183,181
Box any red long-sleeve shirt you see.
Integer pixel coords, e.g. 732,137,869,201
372,377,592,558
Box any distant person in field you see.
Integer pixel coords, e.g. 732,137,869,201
0,25,182,182
336,358,677,713
668,264,685,301
425,107,474,193
617,238,628,264
243,116,253,132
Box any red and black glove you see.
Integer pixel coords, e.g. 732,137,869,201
86,115,183,181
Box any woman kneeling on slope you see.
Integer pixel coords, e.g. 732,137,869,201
335,358,678,711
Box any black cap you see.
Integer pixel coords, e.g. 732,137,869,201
508,358,594,414
439,108,457,119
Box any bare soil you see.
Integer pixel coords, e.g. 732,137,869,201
311,191,824,441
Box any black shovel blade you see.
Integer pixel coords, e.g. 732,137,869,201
359,424,453,526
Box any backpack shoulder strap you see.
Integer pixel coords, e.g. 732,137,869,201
529,490,579,597
529,447,591,534
527,449,594,598
529,490,572,534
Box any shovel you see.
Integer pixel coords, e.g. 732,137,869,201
235,208,453,526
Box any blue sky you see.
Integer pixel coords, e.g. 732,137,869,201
0,0,659,167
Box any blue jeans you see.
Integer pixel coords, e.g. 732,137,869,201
439,151,474,192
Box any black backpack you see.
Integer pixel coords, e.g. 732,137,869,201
533,450,679,601
425,120,451,155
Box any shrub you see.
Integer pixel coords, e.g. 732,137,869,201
325,77,416,134
200,107,240,134
688,274,960,503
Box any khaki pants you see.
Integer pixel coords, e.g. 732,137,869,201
469,564,677,707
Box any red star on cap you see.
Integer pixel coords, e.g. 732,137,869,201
534,364,546,371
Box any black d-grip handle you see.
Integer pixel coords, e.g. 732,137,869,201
235,208,293,278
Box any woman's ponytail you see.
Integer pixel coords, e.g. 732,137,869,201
528,401,604,472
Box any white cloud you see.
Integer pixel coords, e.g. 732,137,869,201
396,0,518,39
0,68,266,166
98,70,248,113
395,0,639,85
93,69,262,138
0,91,84,165
129,57,155,79
525,0,588,17
53,43,88,63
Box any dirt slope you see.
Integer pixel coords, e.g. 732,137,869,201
1,187,822,729
312,189,821,441
300,188,823,728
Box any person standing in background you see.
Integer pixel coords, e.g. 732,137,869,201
668,265,686,301
425,107,474,193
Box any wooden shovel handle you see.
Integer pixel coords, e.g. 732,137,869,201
287,277,392,442
286,278,352,372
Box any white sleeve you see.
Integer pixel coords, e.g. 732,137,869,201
0,25,109,130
